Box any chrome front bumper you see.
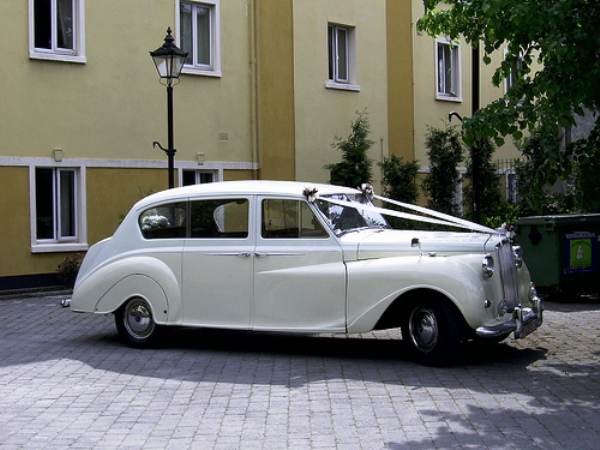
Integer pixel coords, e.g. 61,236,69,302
476,296,543,339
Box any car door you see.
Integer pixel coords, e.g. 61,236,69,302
181,196,254,328
252,197,347,332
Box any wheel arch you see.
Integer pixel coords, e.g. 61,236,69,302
96,274,170,325
374,287,469,338
76,256,183,325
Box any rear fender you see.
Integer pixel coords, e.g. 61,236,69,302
95,275,169,325
71,256,182,324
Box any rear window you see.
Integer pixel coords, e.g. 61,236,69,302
139,203,187,239
138,199,249,239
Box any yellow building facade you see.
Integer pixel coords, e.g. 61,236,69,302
0,0,517,287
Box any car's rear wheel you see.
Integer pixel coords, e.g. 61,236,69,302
115,297,163,348
401,297,461,366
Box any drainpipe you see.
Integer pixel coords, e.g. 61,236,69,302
248,0,259,179
471,45,481,223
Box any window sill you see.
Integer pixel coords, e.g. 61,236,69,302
325,81,360,92
435,94,463,103
182,67,222,78
31,242,89,254
29,52,86,64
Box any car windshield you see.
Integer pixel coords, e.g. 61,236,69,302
316,194,390,235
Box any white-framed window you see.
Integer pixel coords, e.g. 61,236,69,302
177,0,221,77
31,166,87,252
436,38,461,101
182,170,215,186
505,54,525,93
326,23,359,91
29,0,86,63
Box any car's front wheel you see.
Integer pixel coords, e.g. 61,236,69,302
401,297,461,366
115,297,163,348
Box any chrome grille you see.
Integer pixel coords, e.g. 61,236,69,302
497,241,519,309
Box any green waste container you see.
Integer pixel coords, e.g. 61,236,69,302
515,214,600,290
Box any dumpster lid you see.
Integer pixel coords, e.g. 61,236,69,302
516,214,600,226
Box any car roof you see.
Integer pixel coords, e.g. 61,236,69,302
134,180,360,209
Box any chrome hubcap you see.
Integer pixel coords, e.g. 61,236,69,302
409,307,438,352
124,299,155,338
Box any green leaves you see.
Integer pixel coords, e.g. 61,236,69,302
417,0,600,154
325,110,374,188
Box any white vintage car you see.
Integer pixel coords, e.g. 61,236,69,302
70,180,542,365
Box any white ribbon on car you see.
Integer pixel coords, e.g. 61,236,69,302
307,186,497,234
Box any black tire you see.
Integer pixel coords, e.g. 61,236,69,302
401,297,461,366
115,297,163,348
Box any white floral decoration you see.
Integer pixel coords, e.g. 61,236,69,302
303,187,319,203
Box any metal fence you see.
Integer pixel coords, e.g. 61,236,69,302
496,158,520,203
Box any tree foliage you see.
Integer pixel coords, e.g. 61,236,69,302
417,0,600,149
379,155,420,204
515,129,575,216
379,155,420,228
325,110,374,188
464,139,503,223
422,126,464,216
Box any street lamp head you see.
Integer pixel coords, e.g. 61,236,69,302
150,27,188,84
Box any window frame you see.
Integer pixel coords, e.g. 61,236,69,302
176,0,222,77
435,38,461,102
30,165,88,253
261,199,329,239
182,169,216,186
326,23,359,92
28,0,86,64
505,52,525,93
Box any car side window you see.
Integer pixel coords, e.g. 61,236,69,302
139,203,187,239
262,199,328,239
190,199,249,238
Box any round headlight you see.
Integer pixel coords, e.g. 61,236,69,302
513,245,523,268
482,254,494,278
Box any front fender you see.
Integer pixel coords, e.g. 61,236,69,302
70,256,182,324
346,255,486,332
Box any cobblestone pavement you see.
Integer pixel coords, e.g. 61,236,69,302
0,292,599,449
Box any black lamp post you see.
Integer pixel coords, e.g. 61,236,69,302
150,27,188,189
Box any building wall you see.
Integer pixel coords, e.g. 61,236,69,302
257,0,391,187
386,1,415,162
256,0,296,180
0,0,257,282
0,0,529,284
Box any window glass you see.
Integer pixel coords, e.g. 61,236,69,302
182,170,214,186
56,0,74,50
317,194,389,236
196,6,210,65
336,27,348,81
139,203,187,239
190,199,248,238
262,200,328,239
34,0,52,49
180,3,193,65
506,57,524,92
33,0,75,51
59,169,76,237
35,168,54,239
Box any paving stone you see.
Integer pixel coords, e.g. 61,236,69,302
0,294,599,449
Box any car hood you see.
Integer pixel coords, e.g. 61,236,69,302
341,229,503,260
